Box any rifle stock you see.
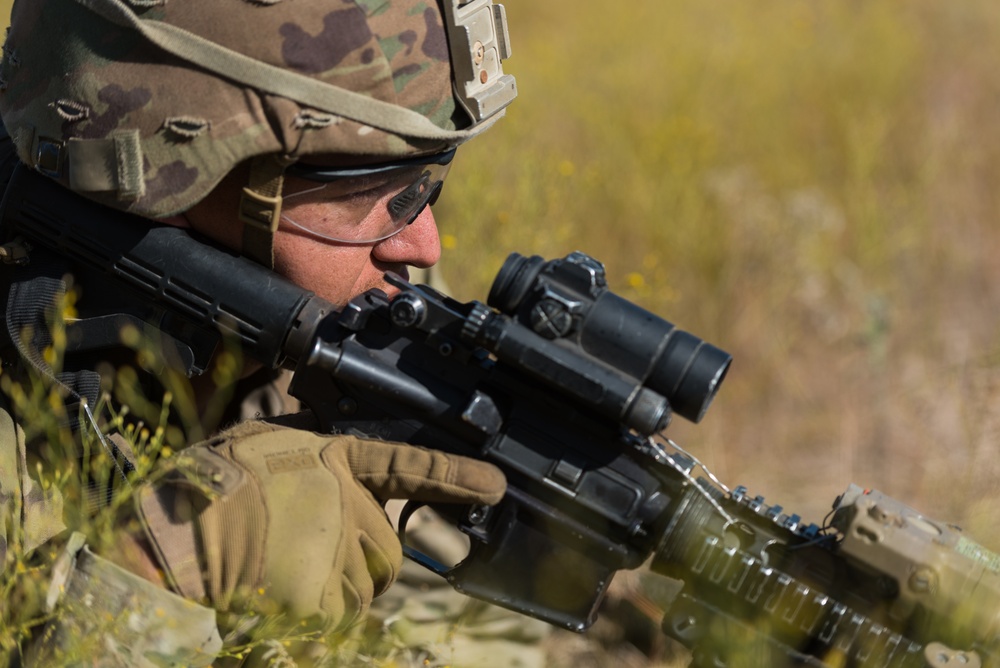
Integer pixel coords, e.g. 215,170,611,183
3,163,998,667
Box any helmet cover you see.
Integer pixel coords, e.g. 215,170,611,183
0,0,511,218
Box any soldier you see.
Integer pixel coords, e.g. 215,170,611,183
0,0,530,665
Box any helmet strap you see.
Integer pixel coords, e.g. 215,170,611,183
238,155,290,269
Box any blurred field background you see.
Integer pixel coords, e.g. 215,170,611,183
439,4,1000,662
4,0,1000,665
440,0,1000,536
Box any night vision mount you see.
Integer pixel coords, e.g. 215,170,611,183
442,0,517,123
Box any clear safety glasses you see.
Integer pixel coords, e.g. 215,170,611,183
281,149,456,244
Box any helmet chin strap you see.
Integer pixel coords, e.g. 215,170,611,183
238,154,294,269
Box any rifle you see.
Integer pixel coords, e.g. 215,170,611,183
2,162,999,667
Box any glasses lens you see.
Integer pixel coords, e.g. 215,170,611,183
280,152,453,244
388,171,444,224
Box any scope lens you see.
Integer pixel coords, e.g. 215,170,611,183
652,333,731,423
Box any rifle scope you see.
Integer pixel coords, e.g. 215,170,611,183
488,251,731,424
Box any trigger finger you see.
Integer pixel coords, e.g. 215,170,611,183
342,438,506,505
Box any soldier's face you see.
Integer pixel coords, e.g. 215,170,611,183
181,169,442,307
274,190,442,306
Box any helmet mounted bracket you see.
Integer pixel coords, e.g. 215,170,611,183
441,0,517,124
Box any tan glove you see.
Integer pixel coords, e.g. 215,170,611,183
134,420,506,631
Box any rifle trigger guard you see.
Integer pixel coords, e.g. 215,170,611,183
397,500,453,577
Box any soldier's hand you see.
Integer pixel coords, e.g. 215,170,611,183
133,420,506,631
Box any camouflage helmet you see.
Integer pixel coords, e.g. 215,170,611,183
0,0,515,262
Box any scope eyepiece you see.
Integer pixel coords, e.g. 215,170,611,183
488,252,547,314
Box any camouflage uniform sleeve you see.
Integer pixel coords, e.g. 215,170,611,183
0,396,67,567
24,533,222,668
0,400,222,667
